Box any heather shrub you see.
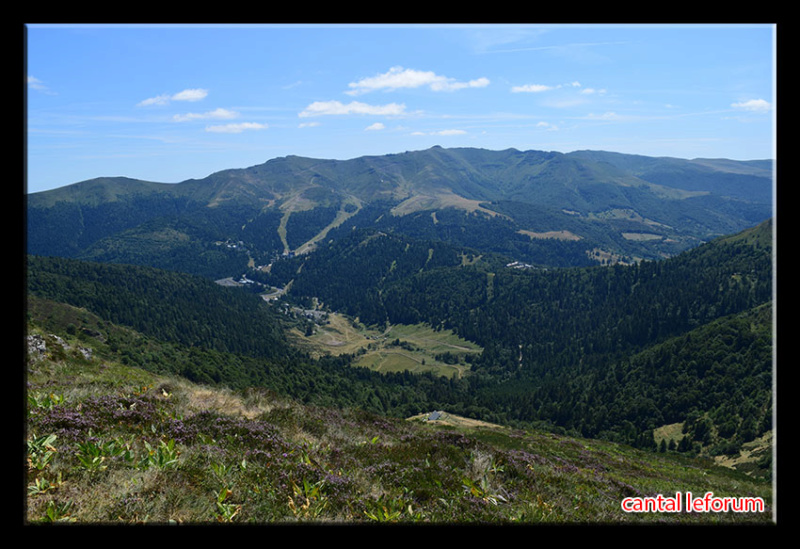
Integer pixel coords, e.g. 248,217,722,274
25,328,774,524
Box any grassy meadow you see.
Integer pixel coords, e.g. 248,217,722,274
26,327,774,525
290,315,481,378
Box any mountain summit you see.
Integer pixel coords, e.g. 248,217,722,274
27,146,773,277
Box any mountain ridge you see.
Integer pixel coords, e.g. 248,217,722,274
24,145,777,524
28,145,772,206
27,146,773,277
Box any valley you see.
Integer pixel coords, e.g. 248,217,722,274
288,313,482,378
24,146,776,524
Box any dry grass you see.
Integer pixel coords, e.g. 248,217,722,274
390,190,502,218
517,229,583,241
292,316,480,378
25,325,775,525
407,410,508,432
182,385,265,420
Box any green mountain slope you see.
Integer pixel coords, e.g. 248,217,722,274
26,255,293,362
264,219,773,455
27,146,773,277
568,150,773,202
25,304,773,524
24,146,776,522
27,219,774,468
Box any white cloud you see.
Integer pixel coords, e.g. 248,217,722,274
298,100,407,117
28,76,51,93
511,84,554,93
434,76,489,92
511,82,581,93
365,122,386,131
138,88,209,107
205,122,267,133
731,99,771,113
580,88,606,95
512,81,592,94
537,121,559,131
173,108,238,122
172,88,209,102
585,112,620,120
138,94,171,107
346,66,489,95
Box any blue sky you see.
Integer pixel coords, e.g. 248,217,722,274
25,23,776,194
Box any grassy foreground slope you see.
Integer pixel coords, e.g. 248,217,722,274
26,315,773,524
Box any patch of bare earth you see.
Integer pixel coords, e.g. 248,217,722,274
517,229,582,241
407,411,507,431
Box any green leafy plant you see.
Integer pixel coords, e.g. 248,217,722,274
75,435,134,471
363,495,417,522
27,433,58,472
28,472,63,496
463,451,507,506
288,478,328,519
210,461,235,479
215,487,242,522
75,440,108,471
462,475,507,506
42,500,76,523
138,439,180,470
28,392,65,411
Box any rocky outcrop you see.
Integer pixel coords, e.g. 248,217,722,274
26,333,92,362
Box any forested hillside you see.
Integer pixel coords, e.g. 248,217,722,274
27,147,773,278
24,145,775,492
26,255,291,361
26,218,774,471
25,293,463,416
260,219,773,456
